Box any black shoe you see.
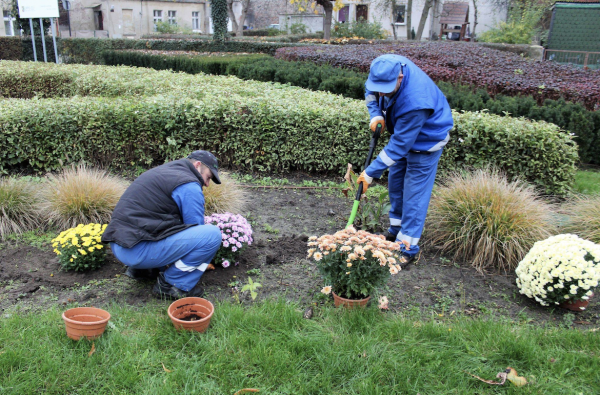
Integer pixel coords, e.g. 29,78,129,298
152,272,204,299
398,252,417,269
124,267,160,280
384,231,397,242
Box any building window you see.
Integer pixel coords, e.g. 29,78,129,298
168,10,177,25
153,10,162,31
3,10,20,36
192,11,200,31
393,4,406,25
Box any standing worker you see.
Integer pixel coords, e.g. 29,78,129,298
102,150,223,298
357,54,454,268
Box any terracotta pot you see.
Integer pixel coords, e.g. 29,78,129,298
168,297,214,332
332,291,370,309
62,307,111,340
559,293,593,312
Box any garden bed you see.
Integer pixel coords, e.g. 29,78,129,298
1,180,597,329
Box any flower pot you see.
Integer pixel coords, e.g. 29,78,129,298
559,293,593,312
332,291,371,309
62,307,111,340
168,297,214,332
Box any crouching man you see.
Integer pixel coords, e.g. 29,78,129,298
102,150,223,299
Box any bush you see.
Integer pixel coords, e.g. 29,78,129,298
51,224,108,271
204,212,253,268
562,195,600,244
0,177,41,240
100,51,600,165
425,168,556,273
0,62,578,196
290,23,308,35
203,172,247,216
275,43,600,111
332,20,386,39
444,111,578,195
478,3,546,44
41,166,128,231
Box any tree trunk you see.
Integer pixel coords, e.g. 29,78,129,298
472,0,479,37
406,0,413,40
322,1,333,40
236,0,250,36
226,0,239,35
415,0,433,40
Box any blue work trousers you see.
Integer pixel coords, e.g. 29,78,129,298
111,225,222,291
387,149,443,256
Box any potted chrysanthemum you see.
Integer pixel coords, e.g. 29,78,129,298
205,212,253,268
307,227,402,308
516,234,600,311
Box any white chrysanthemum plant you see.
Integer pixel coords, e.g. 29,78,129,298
308,227,402,300
515,234,600,307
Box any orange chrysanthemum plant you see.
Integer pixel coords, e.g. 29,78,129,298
308,227,402,300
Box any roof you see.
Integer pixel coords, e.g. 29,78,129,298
547,3,600,52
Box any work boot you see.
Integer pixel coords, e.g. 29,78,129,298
398,252,417,270
384,231,397,242
152,272,204,299
124,267,160,280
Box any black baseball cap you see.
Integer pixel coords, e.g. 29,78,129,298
187,150,221,184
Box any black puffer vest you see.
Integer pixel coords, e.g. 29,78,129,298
102,159,204,248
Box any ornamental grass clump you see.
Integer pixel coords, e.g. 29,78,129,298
0,177,42,240
42,165,128,231
203,172,247,216
516,234,600,306
205,212,253,268
426,169,555,273
308,227,402,299
562,195,600,244
51,223,108,271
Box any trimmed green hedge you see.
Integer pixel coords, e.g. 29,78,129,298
100,50,599,166
0,61,577,195
0,36,304,65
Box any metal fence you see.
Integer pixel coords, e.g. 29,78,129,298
544,49,600,70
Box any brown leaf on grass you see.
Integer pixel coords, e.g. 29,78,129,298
88,343,96,357
464,370,507,385
233,389,259,395
162,362,172,373
506,367,527,387
341,188,350,198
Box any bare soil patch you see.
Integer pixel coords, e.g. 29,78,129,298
1,179,598,329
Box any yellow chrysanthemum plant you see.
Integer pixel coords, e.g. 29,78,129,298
308,227,402,300
515,234,600,307
51,223,108,272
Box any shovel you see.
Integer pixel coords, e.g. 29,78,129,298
346,123,382,228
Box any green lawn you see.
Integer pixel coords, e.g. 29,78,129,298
1,300,598,394
574,169,600,195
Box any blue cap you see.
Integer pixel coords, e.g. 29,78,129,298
366,55,401,93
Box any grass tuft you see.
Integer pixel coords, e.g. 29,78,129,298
562,195,600,243
41,165,128,230
0,177,42,240
204,172,247,215
425,168,555,273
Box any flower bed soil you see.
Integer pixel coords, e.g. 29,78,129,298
0,180,598,328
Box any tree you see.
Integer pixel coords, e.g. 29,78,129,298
227,0,251,36
211,0,229,42
415,0,433,40
289,0,342,40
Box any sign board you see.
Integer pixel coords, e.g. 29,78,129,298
17,0,60,19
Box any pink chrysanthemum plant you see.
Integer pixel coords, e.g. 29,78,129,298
205,212,253,268
309,227,402,300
